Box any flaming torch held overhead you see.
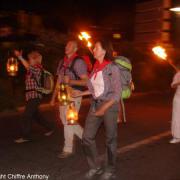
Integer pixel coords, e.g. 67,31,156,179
78,31,93,53
152,46,178,72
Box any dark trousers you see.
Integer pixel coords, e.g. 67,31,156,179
22,98,53,139
83,100,119,173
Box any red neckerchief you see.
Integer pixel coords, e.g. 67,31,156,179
26,64,43,77
34,64,43,69
63,53,78,70
91,59,111,80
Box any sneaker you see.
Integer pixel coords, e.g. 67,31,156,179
85,167,103,179
57,152,73,159
14,138,30,144
169,138,180,144
100,172,116,180
44,130,54,137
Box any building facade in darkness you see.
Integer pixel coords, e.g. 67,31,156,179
135,0,171,48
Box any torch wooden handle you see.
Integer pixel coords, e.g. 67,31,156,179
167,59,179,72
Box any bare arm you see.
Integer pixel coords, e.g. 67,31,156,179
71,90,91,98
69,74,88,86
95,100,116,116
80,90,91,96
14,50,30,70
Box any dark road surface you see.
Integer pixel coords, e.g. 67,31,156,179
0,93,180,180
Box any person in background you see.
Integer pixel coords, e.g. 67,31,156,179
72,39,122,180
170,62,180,144
50,40,88,158
14,50,54,144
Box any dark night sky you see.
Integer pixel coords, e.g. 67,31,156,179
0,0,140,36
0,0,178,41
0,0,178,29
0,0,137,12
0,0,138,23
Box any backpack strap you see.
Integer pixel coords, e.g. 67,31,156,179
58,60,66,76
68,56,83,80
58,57,83,79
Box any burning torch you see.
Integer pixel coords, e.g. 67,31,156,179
152,46,179,72
78,31,93,54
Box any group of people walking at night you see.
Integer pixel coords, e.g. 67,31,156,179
13,36,180,180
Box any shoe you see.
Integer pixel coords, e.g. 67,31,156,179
44,130,54,137
99,172,116,180
85,167,103,179
169,138,180,144
57,152,73,159
14,138,30,144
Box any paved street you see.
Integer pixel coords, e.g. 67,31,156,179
0,93,180,180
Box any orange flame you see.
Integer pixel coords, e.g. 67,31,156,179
79,32,91,40
152,46,167,60
78,31,92,49
7,57,18,76
67,103,78,125
78,35,83,41
9,65,15,71
87,41,92,47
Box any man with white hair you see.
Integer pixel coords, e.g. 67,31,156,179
51,40,88,158
14,50,54,144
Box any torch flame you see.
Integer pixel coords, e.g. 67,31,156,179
78,31,93,53
87,41,92,47
79,32,91,40
152,46,167,60
78,35,83,41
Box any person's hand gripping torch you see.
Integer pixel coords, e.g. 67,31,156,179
78,32,93,54
152,46,179,72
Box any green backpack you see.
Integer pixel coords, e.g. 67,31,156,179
114,56,134,99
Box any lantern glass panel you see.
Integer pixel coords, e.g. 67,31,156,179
7,57,18,76
67,102,78,125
